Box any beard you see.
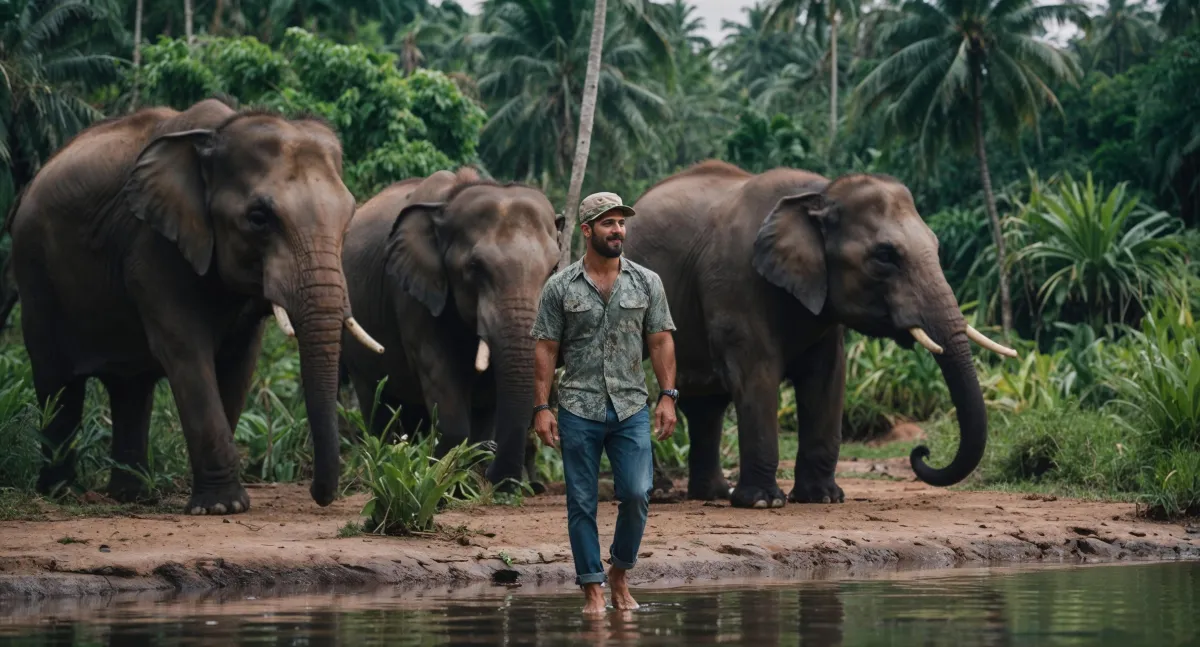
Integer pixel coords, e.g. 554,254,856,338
589,232,624,258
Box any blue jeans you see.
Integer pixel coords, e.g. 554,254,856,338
559,401,653,586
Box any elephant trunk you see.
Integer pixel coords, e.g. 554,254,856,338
908,287,988,487
485,307,539,485
289,259,350,507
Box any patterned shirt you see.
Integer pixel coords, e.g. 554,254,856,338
530,257,676,423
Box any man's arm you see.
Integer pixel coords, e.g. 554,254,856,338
647,330,677,440
532,338,560,447
530,279,564,448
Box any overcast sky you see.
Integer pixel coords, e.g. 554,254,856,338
456,0,759,45
455,1,1082,46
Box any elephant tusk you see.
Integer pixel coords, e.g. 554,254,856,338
272,304,295,337
966,325,1019,358
345,317,385,354
475,339,491,373
909,327,944,355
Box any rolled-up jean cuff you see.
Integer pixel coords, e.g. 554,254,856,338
610,554,636,570
577,572,607,586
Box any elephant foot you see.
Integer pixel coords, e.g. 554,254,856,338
484,464,525,494
687,474,735,501
185,483,250,515
105,471,158,504
527,480,547,496
36,464,77,498
730,483,787,509
788,475,845,504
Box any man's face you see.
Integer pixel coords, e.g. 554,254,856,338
584,212,626,258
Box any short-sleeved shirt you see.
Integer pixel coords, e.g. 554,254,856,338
530,257,676,423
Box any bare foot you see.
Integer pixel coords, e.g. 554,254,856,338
582,583,607,614
608,567,639,610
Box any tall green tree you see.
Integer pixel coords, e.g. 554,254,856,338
851,0,1084,334
1082,0,1162,74
560,0,608,268
0,0,124,330
763,0,860,148
469,0,666,185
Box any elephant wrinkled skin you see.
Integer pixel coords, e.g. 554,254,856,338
624,160,1013,509
9,99,381,515
340,168,563,490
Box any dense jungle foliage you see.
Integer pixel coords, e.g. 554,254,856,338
1,0,1199,528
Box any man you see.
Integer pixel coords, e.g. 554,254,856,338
530,191,679,614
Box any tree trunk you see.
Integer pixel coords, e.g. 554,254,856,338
210,0,226,35
558,0,608,270
971,65,1013,335
184,0,194,45
829,9,838,148
131,0,143,109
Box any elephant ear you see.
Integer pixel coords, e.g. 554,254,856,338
387,201,449,317
126,129,216,275
752,191,829,315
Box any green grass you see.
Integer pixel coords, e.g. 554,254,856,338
0,488,182,522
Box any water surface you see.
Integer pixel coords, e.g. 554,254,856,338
1,561,1197,645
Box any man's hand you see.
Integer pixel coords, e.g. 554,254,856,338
654,397,677,441
534,409,559,448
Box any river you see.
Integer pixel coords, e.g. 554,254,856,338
1,561,1197,645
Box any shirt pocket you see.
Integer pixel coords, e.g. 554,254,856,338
564,296,600,341
617,293,648,334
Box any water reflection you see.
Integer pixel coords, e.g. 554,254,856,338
0,561,1197,646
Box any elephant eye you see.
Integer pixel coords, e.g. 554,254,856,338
247,208,272,230
871,244,900,266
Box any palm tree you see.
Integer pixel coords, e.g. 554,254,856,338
560,0,607,268
852,0,1084,334
1,0,123,201
1083,0,1162,73
1,0,123,330
1157,0,1200,36
763,0,861,147
470,0,666,186
717,3,819,102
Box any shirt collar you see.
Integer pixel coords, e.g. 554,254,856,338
565,256,631,282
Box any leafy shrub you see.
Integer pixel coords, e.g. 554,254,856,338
1015,171,1186,329
842,332,950,440
135,29,486,200
924,405,1135,493
354,432,492,535
1106,299,1200,450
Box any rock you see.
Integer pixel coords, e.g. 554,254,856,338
1077,537,1119,558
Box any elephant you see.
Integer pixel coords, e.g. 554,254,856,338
8,98,384,515
624,160,1016,509
339,167,563,489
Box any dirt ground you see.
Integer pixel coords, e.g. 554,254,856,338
2,457,1198,602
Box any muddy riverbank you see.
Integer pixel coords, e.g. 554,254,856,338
2,458,1198,601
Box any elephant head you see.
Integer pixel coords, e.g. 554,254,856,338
385,175,563,481
124,111,383,505
752,173,1016,487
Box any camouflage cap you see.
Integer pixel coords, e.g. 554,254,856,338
579,191,636,225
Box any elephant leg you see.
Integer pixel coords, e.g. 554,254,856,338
33,376,87,497
101,373,158,503
469,403,496,446
786,331,846,504
727,365,787,509
398,401,430,441
418,375,472,460
349,374,395,438
678,393,733,501
214,315,266,432
150,329,249,515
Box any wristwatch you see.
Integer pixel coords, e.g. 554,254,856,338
658,389,679,402
533,404,552,415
